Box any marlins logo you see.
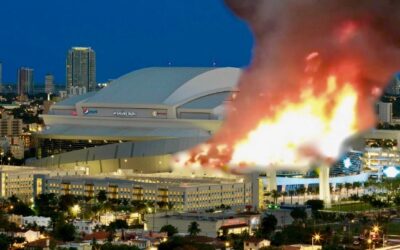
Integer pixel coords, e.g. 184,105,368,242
82,108,98,115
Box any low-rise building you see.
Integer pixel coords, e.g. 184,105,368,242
34,174,253,212
243,238,271,250
283,245,322,250
14,230,41,242
73,220,99,235
0,166,86,202
145,212,260,238
22,216,51,228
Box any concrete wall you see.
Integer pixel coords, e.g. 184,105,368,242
28,137,205,174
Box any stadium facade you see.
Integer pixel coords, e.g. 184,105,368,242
32,67,241,174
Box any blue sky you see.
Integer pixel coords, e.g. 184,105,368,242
0,0,253,85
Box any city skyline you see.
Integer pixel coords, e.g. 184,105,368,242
0,0,253,84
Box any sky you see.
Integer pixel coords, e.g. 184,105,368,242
0,0,253,85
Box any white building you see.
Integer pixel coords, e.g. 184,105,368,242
34,67,241,174
73,220,99,234
376,102,393,123
22,216,51,228
14,230,41,242
244,238,271,250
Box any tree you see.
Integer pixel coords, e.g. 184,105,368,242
97,190,107,203
336,183,343,194
108,219,129,230
289,190,295,204
188,221,201,236
282,191,288,204
296,186,306,203
290,208,307,222
305,200,324,212
35,193,59,217
353,182,361,196
58,194,78,212
160,224,178,237
344,183,353,198
0,234,12,249
54,223,76,242
11,202,34,216
257,214,278,238
271,190,281,204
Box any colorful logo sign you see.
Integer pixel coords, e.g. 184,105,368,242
82,108,98,115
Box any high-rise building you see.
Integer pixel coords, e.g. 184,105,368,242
385,74,400,95
17,67,34,96
376,101,393,123
45,74,54,94
66,47,96,92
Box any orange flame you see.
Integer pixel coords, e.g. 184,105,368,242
174,52,368,173
230,75,357,168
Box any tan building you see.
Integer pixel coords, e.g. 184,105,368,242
36,174,253,211
0,166,86,202
0,113,22,137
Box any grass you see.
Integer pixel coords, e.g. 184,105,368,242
327,202,374,212
386,222,400,235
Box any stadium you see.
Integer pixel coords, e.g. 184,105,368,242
31,67,242,174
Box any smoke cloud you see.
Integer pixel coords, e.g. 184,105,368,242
179,0,400,172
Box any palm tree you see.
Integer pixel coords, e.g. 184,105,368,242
271,190,281,204
289,190,295,204
188,221,201,236
336,183,343,194
296,186,306,204
282,191,288,204
344,183,352,198
353,182,361,196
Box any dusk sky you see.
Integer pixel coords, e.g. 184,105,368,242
0,0,253,85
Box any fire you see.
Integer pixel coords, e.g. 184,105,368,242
230,76,358,168
175,72,359,172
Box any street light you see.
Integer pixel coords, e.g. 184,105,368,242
312,233,321,250
372,225,379,233
225,241,230,250
367,238,372,250
71,204,81,217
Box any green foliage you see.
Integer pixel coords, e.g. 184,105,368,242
58,194,78,212
305,200,324,211
97,190,108,203
108,219,129,231
290,207,307,221
11,202,34,216
0,234,12,249
35,193,59,217
257,214,277,238
54,222,76,242
188,221,201,236
160,224,178,237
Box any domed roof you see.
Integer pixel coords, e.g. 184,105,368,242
81,67,241,107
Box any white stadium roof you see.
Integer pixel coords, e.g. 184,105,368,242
54,67,241,109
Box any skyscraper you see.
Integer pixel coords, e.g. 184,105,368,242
45,74,54,94
17,67,34,96
66,47,96,92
